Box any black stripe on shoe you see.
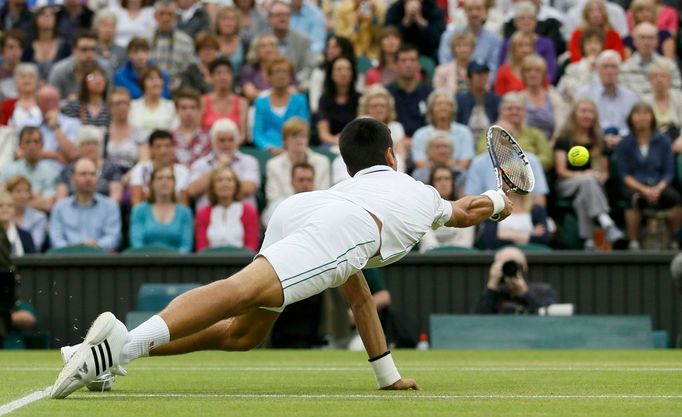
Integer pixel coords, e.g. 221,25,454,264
97,344,108,371
91,346,100,375
104,340,113,369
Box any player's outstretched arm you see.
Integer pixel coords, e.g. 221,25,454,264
445,194,512,228
342,272,420,391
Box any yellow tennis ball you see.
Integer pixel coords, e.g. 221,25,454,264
568,146,590,167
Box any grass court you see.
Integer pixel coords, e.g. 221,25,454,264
0,349,680,416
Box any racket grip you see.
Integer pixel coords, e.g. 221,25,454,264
490,213,501,221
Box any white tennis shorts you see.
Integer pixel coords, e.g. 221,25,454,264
257,192,380,312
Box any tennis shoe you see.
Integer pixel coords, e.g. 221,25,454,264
61,344,116,392
51,312,128,399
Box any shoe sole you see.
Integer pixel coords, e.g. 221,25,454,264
51,312,118,399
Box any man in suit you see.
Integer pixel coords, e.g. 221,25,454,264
267,0,315,91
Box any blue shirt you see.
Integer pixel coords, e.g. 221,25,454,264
615,132,674,187
129,202,194,253
438,26,501,81
0,159,59,197
464,152,549,196
411,123,475,164
387,82,432,137
114,60,171,100
575,82,639,136
290,3,327,55
253,93,309,150
49,193,121,251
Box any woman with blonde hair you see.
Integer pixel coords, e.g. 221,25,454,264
626,0,678,35
494,31,547,96
239,34,282,102
214,6,246,76
519,54,569,140
432,31,475,95
554,98,623,249
568,0,624,62
643,60,682,149
129,165,194,252
333,85,408,183
195,166,260,252
411,90,475,170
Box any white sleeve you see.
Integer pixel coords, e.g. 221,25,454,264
427,185,452,230
129,164,144,186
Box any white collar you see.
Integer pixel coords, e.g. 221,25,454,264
353,165,394,177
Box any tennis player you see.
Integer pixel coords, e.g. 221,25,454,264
52,118,513,399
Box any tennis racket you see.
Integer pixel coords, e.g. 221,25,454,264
486,125,535,220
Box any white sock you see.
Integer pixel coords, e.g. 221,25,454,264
120,315,170,366
597,213,615,229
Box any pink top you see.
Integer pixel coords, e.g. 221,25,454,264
201,94,242,131
626,7,678,34
195,202,260,252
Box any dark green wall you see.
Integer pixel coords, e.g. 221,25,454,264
13,252,681,348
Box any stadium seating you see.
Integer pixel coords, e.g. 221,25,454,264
136,283,201,311
121,244,180,255
46,245,107,255
425,245,479,253
197,245,255,255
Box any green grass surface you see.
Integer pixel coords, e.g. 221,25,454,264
1,350,681,416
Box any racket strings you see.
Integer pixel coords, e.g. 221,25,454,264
493,133,534,192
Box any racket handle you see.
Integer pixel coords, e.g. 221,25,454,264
490,213,501,221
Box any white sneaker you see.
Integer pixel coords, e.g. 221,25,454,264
51,312,128,399
60,345,115,392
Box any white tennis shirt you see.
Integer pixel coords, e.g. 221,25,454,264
328,165,453,267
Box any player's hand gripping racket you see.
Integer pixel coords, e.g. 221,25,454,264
486,125,535,220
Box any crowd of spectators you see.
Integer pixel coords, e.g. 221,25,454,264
1,0,682,255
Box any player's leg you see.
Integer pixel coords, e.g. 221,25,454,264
150,309,280,355
121,257,283,365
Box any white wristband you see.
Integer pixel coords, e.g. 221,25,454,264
369,352,401,388
482,190,505,216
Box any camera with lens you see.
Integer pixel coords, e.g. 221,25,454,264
500,260,521,282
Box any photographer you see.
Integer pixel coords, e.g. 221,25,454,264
474,247,556,314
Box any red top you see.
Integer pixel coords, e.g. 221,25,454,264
494,65,549,96
568,29,624,63
194,202,261,252
0,98,17,125
201,94,242,131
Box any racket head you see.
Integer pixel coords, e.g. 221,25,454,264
486,125,535,195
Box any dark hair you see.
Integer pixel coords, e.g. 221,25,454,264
627,101,657,133
31,6,58,41
209,56,234,74
78,65,108,106
173,87,201,107
323,35,355,70
291,161,314,178
321,57,359,115
121,0,152,8
378,26,401,68
127,37,151,53
148,165,176,203
194,31,220,54
19,126,41,143
396,43,419,59
139,65,164,94
428,164,455,199
2,29,25,50
74,29,98,46
580,27,606,56
148,129,173,146
339,118,393,176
